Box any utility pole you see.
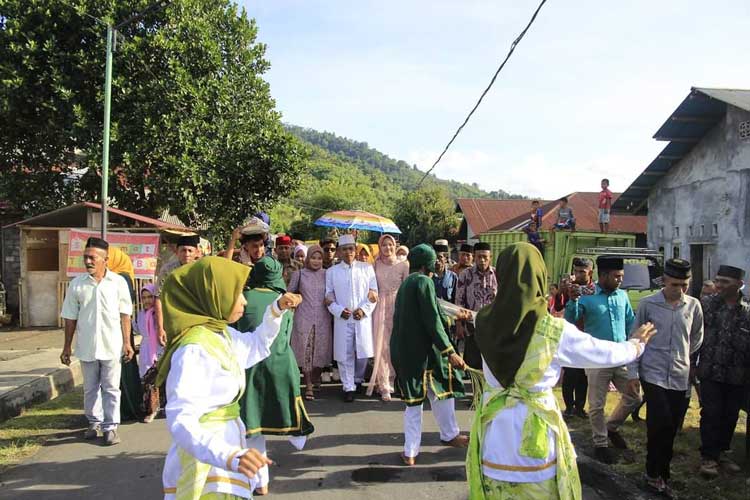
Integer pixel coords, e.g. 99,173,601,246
101,24,114,240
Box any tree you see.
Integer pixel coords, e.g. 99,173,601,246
393,185,460,246
0,0,305,237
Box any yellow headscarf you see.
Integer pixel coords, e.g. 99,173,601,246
107,247,135,283
356,243,374,264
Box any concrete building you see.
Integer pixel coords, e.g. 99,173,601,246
614,87,750,296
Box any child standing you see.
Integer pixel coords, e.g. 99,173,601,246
599,178,613,233
530,200,543,227
135,284,161,423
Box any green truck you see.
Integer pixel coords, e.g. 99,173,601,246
478,230,663,310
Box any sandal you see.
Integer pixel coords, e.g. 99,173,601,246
305,388,315,401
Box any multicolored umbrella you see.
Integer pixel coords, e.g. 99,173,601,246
314,210,401,234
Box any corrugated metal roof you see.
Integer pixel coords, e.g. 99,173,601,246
3,202,195,231
614,87,750,214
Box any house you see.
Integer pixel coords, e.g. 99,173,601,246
613,87,750,296
1,202,195,327
457,193,647,242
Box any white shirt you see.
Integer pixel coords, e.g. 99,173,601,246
480,320,643,483
163,301,285,499
60,270,133,362
325,261,378,361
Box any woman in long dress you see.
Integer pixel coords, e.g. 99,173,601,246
288,245,333,400
466,243,657,499
367,234,409,401
157,256,298,499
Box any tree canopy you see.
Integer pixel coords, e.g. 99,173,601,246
0,0,305,237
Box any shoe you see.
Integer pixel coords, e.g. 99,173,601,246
254,486,269,496
563,408,574,418
400,453,416,466
718,453,742,473
643,475,665,495
575,408,588,419
83,425,100,440
699,459,719,479
343,391,355,403
142,412,157,424
103,429,121,446
380,392,392,402
608,429,628,449
356,383,366,395
441,434,469,448
593,447,616,464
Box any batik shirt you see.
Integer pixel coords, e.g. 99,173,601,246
697,293,750,386
456,266,498,312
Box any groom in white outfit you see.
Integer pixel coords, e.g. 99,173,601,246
325,234,378,402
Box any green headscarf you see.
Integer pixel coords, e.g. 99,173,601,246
408,243,437,273
246,256,287,294
156,256,250,386
474,242,548,388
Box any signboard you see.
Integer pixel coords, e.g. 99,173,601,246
66,230,161,279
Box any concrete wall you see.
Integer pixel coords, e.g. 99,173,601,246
1,227,21,314
647,104,750,292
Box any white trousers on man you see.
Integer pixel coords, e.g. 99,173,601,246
338,323,369,392
403,388,460,458
245,434,307,489
81,359,121,431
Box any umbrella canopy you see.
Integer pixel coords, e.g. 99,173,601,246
314,210,401,234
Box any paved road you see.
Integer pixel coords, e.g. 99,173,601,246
0,386,607,499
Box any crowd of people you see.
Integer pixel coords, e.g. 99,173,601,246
58,222,748,499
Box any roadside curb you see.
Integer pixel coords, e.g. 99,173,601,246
0,360,82,422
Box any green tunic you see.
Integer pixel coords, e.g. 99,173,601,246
390,273,465,406
235,288,314,437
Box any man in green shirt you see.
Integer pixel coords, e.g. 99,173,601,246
390,244,469,466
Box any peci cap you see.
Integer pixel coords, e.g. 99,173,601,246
717,265,745,280
177,234,200,248
664,258,692,279
85,237,109,251
338,234,356,247
275,235,293,247
459,243,474,253
596,256,624,272
473,242,491,252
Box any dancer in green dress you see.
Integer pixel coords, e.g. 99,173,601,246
235,257,313,495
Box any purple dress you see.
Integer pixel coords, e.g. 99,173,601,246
289,268,333,371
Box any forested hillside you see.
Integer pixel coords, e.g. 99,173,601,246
268,125,522,242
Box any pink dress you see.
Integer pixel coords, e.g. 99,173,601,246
367,258,409,396
289,268,333,371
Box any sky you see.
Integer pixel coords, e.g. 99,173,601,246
241,1,750,198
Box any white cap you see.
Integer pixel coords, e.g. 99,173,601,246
339,234,356,247
434,239,449,247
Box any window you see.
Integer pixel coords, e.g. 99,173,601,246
700,224,705,237
674,226,680,238
673,245,680,259
740,120,750,141
658,227,664,238
688,225,693,237
712,224,718,236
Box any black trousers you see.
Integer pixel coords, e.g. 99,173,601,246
641,381,690,480
562,368,588,411
699,379,745,461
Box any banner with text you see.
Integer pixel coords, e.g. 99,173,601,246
66,230,161,279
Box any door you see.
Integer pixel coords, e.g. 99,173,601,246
689,244,704,298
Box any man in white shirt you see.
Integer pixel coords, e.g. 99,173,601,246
60,237,134,445
326,234,378,402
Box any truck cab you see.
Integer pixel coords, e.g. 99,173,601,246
563,247,664,311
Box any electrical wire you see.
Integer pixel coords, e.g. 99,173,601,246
416,0,549,187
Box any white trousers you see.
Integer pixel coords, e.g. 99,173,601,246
339,323,369,392
81,359,122,431
246,434,269,488
403,388,460,458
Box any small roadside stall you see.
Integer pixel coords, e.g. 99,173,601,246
0,202,195,327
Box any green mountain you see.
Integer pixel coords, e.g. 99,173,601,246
268,125,522,239
285,125,519,200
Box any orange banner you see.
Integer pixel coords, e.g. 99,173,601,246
67,230,161,279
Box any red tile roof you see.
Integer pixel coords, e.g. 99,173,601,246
456,198,545,236
458,193,647,235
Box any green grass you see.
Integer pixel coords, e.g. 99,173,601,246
553,388,749,500
0,388,85,469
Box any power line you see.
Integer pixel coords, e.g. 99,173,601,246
416,0,549,188
58,0,107,25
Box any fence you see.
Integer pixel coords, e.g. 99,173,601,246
56,277,154,328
